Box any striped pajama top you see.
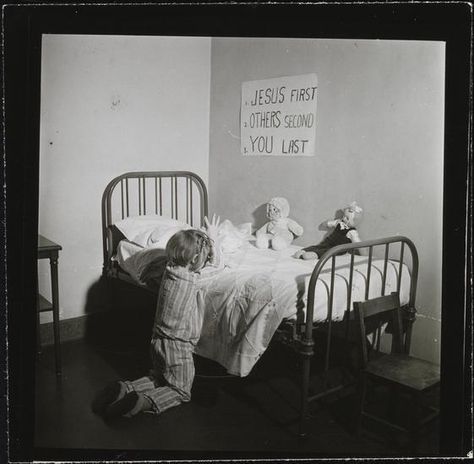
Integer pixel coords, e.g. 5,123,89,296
152,253,223,345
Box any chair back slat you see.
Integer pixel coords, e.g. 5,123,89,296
354,292,404,365
361,293,398,317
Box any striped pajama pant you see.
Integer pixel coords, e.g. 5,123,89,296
125,336,195,414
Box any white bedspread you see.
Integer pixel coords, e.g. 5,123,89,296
115,239,411,376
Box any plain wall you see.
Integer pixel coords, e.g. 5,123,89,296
38,35,211,322
208,38,445,364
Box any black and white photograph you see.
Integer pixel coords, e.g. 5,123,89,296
3,2,472,462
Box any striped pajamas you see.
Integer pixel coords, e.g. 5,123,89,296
126,257,223,414
125,338,194,413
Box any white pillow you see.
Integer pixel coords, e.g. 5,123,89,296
138,224,191,249
114,215,190,248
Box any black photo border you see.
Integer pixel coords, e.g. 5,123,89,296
2,1,472,461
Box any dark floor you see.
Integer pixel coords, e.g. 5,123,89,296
34,315,440,461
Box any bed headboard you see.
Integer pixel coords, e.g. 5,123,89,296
101,171,208,275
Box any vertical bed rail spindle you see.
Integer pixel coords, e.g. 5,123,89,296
397,242,405,296
138,177,142,215
154,177,158,215
345,250,356,340
125,178,129,217
323,256,336,386
142,176,146,215
377,242,389,351
120,180,125,219
365,246,373,300
382,243,390,296
159,177,163,215
189,180,194,226
170,177,175,219
185,177,190,225
174,176,178,220
347,250,355,311
201,178,209,227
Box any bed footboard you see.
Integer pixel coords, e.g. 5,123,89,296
295,235,418,437
304,236,418,351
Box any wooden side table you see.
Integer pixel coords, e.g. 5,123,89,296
37,234,62,375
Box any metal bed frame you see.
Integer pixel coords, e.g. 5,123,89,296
102,171,208,281
101,171,419,438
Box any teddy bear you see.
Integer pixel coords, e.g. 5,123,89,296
255,197,304,250
293,201,363,260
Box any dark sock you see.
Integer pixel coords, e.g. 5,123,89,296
91,381,127,416
104,391,151,420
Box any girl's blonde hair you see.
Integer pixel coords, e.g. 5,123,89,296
166,229,212,271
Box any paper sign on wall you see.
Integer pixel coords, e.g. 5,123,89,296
241,73,317,156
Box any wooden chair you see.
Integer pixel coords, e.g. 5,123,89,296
353,292,440,453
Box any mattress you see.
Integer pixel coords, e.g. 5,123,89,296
115,238,411,322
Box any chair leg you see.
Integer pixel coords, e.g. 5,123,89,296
387,385,397,422
299,355,311,438
36,311,42,356
409,391,421,455
354,372,367,436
